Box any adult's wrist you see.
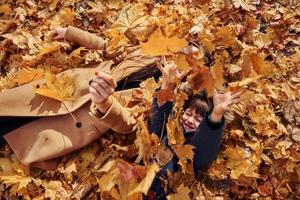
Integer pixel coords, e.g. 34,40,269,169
95,96,113,114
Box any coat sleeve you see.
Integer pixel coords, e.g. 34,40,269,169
89,96,137,134
190,112,225,173
149,98,173,138
65,26,106,50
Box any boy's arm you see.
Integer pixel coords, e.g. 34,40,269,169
149,98,173,137
190,112,224,173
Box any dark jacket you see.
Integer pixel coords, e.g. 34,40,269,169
148,98,224,198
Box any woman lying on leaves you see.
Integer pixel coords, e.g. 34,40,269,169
89,60,243,199
0,26,160,169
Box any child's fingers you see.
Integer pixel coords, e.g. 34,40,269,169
156,62,165,75
162,55,167,66
231,90,244,99
231,97,242,104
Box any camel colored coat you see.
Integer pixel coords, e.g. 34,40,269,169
0,26,157,168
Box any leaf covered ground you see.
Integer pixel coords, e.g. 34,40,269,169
0,0,300,199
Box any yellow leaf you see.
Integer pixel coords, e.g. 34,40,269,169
140,28,188,56
166,116,185,145
210,59,225,90
0,4,11,15
224,146,260,179
59,7,74,25
187,66,214,96
174,54,189,73
12,68,45,85
0,174,31,191
34,73,76,102
0,158,13,173
112,4,147,33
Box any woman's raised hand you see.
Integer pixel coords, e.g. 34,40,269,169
89,71,117,105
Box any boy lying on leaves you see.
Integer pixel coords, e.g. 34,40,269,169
89,61,243,199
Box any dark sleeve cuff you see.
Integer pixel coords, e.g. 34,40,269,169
204,112,225,130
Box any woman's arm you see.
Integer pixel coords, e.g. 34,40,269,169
50,26,106,50
89,71,137,134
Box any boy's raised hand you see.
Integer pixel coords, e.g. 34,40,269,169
157,56,185,91
49,27,67,40
210,90,243,123
89,71,117,105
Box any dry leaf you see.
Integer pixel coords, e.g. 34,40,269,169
140,28,188,56
34,73,76,101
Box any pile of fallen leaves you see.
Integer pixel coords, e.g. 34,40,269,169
0,0,299,199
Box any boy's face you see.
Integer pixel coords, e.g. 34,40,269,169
182,107,204,132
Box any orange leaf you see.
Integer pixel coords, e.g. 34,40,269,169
154,89,175,105
210,59,225,90
12,68,45,85
140,28,188,56
172,144,195,174
0,4,11,15
187,66,214,96
174,54,189,73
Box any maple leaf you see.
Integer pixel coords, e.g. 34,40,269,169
118,160,146,182
224,146,260,179
111,4,148,33
166,115,185,145
34,72,76,102
187,66,214,96
11,68,45,85
173,54,189,73
198,31,215,54
240,49,272,77
167,184,191,200
214,26,236,48
0,158,13,173
98,159,159,198
232,0,256,11
172,145,195,174
140,28,188,56
210,59,225,90
154,89,176,105
0,4,11,15
0,174,32,195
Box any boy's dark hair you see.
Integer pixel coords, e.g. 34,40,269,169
184,90,211,117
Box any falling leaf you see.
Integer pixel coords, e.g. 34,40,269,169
187,66,214,96
140,28,188,56
34,72,76,101
210,59,225,90
174,54,189,73
154,89,176,105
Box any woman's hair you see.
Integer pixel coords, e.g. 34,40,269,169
183,90,211,117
